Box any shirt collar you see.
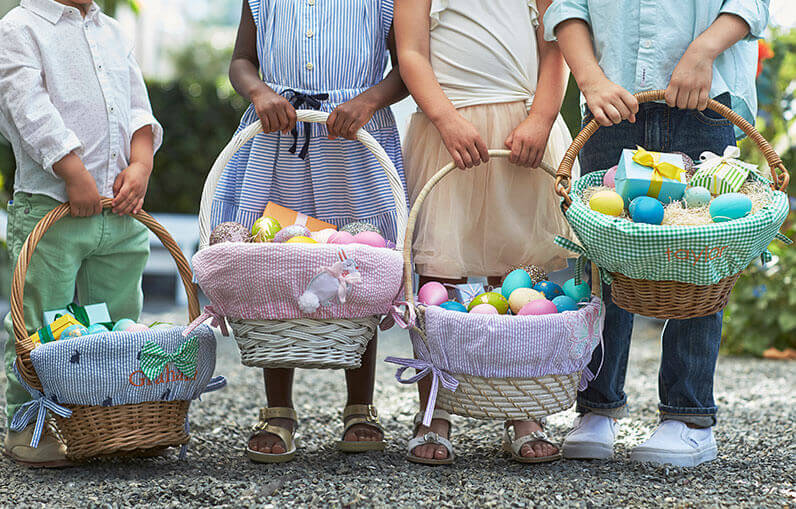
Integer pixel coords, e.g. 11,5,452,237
20,0,102,25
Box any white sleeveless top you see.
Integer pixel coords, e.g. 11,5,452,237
429,0,540,109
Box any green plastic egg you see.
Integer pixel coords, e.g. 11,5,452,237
466,292,509,314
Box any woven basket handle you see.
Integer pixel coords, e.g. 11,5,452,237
402,150,557,305
197,109,409,250
554,90,790,207
11,198,201,390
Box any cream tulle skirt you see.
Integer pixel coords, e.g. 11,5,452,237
404,101,577,279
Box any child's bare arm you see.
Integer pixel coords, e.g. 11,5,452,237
326,27,408,140
395,0,488,169
554,19,638,126
665,14,752,111
112,126,153,215
229,0,296,134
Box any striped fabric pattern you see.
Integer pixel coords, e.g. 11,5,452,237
411,298,603,379
690,160,752,195
211,0,406,242
29,326,218,407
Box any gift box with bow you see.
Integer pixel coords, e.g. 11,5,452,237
44,302,112,329
690,146,758,195
263,202,337,232
29,314,82,347
453,283,485,307
615,147,688,204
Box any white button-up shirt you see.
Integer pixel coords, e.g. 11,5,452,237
0,0,162,203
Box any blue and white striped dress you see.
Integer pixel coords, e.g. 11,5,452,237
210,0,405,242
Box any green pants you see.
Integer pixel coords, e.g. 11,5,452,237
4,193,149,424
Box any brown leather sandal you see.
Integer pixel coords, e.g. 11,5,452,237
247,407,297,463
336,404,385,453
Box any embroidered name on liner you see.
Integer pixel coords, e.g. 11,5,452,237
129,365,197,387
666,246,728,266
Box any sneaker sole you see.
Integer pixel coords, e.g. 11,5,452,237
629,445,717,467
561,441,613,460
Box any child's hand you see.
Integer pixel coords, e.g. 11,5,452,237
112,162,151,215
327,96,377,140
436,113,489,170
665,44,714,111
251,88,297,134
580,75,638,126
53,152,102,217
504,114,553,168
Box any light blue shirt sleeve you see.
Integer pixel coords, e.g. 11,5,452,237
543,0,590,42
720,0,770,40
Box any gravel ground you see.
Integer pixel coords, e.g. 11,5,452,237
0,307,793,508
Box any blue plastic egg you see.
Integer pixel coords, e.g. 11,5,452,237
533,280,564,300
684,186,712,209
439,300,468,312
562,278,591,303
629,196,665,225
62,324,89,338
87,324,109,335
501,269,534,300
709,193,752,223
552,295,579,312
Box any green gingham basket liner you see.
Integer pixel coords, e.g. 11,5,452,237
560,170,791,285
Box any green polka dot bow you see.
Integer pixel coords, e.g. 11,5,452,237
139,336,199,382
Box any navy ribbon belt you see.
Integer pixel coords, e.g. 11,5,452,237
282,89,329,160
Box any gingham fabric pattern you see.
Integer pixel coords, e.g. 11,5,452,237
563,170,791,285
192,242,403,320
410,298,603,379
29,326,218,406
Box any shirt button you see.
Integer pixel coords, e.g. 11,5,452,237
306,62,314,70
111,152,117,158
306,29,314,38
308,0,315,5
643,40,652,49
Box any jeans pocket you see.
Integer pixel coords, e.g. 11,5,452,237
690,109,732,127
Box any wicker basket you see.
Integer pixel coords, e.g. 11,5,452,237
554,90,791,319
12,198,202,460
401,151,595,420
197,110,407,370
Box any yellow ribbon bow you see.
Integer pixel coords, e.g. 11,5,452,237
632,146,685,198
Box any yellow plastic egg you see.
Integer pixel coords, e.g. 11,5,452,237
508,288,546,314
285,236,317,244
589,190,624,216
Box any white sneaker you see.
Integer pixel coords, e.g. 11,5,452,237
561,413,617,460
630,420,717,467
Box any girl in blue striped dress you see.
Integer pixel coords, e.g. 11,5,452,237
217,0,407,463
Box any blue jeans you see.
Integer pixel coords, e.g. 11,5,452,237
576,94,736,427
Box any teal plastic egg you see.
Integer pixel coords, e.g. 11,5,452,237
112,318,136,332
562,278,591,303
501,269,534,300
709,193,752,223
533,281,564,300
629,196,665,225
63,324,89,338
87,324,109,335
552,295,579,312
684,186,712,209
439,301,468,312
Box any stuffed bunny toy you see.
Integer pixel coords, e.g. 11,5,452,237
298,251,362,313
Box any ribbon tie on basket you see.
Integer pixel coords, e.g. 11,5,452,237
633,146,685,197
183,306,229,337
380,301,416,331
554,236,613,285
140,336,199,381
9,362,72,448
385,357,458,427
321,262,362,304
282,89,329,159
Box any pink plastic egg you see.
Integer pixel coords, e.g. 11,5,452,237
311,228,337,244
603,165,618,188
518,299,558,316
328,231,356,245
353,231,387,248
469,303,498,315
417,281,448,306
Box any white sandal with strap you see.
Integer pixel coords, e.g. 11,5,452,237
406,409,454,465
247,407,298,464
503,420,562,464
337,404,386,453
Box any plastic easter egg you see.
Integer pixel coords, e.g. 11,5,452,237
469,303,499,315
149,322,174,331
603,165,618,188
210,221,251,245
251,216,281,242
501,269,534,300
629,196,665,225
518,299,558,316
508,288,546,314
311,228,337,244
353,231,387,248
86,324,109,335
709,193,752,223
467,292,509,314
62,324,89,338
533,281,564,300
439,300,468,312
285,236,317,244
418,281,449,306
274,224,311,243
341,221,382,236
552,295,579,312
562,278,591,303
684,186,712,209
126,324,149,333
589,190,624,216
112,318,136,332
328,231,356,245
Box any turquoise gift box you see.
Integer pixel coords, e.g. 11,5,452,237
43,302,111,327
615,148,688,204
